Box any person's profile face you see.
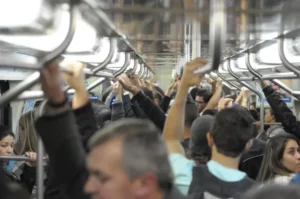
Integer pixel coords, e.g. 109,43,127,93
281,139,300,173
195,96,206,112
84,138,135,199
0,135,14,156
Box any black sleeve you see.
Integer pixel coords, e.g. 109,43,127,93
35,110,89,199
123,94,136,118
160,96,171,113
263,85,300,138
131,91,166,131
73,102,98,152
19,164,36,194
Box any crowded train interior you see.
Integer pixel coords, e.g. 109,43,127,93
1,0,300,199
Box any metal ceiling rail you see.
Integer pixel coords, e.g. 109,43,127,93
227,59,264,134
215,70,241,91
91,38,118,73
15,53,131,100
0,155,47,161
0,1,78,108
81,0,154,75
223,28,300,61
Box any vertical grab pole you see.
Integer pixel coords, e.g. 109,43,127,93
37,137,44,199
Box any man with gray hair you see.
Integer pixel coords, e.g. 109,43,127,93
85,119,182,199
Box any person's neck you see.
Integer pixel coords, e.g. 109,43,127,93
183,127,190,140
210,148,240,170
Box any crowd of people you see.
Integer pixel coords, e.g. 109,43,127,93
1,58,300,199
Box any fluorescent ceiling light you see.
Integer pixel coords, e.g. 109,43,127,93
63,38,111,63
0,0,44,27
258,40,300,64
0,11,98,53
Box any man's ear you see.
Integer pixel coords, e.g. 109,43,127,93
206,132,214,148
245,139,253,152
133,173,157,198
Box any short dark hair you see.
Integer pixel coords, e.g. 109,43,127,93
196,89,212,103
185,101,199,128
0,125,14,141
88,119,173,191
202,109,218,116
190,87,201,100
211,107,254,158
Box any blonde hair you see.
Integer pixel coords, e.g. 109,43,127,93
16,110,38,154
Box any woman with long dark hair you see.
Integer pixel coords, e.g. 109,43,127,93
257,134,300,184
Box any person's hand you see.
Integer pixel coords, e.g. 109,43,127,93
118,74,141,95
167,80,178,96
110,81,123,100
218,98,233,111
25,152,37,167
260,80,269,89
61,59,86,92
216,78,223,89
40,61,66,104
241,87,249,98
180,58,208,89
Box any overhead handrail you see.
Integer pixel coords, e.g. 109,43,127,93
278,37,300,76
137,63,144,78
227,59,264,133
129,59,138,75
245,49,300,99
91,38,118,73
0,155,47,161
0,1,78,108
88,53,131,92
216,69,241,90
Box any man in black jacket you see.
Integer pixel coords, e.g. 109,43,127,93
36,61,185,199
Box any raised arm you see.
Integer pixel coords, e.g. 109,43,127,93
163,58,207,154
203,78,223,111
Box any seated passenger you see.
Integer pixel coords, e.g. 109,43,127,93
257,134,300,184
35,61,185,199
0,124,36,194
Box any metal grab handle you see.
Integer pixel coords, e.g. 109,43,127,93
215,70,241,90
92,38,118,73
0,155,47,161
130,59,138,75
227,59,265,134
113,53,131,77
278,37,300,76
0,2,78,108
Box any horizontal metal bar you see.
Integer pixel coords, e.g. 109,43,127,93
16,89,76,101
226,73,298,81
253,122,282,126
0,155,47,161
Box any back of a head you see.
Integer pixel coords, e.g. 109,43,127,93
212,107,254,158
196,89,212,103
16,110,38,154
91,100,112,127
190,87,201,100
185,100,199,128
189,115,214,163
202,109,218,117
256,134,299,182
243,184,300,199
89,119,173,191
